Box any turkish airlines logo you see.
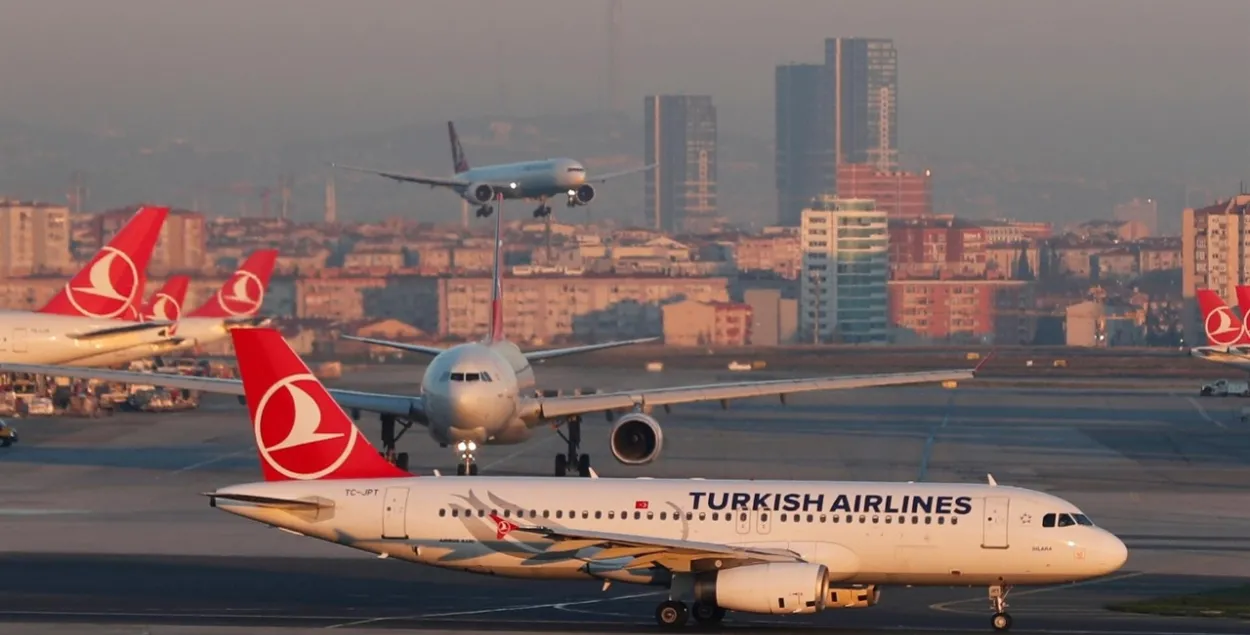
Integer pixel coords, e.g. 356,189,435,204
146,293,182,322
488,513,519,540
64,247,141,319
253,373,357,480
1204,306,1245,347
216,270,265,316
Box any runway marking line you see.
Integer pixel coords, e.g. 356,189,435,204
1183,396,1228,429
324,590,662,628
170,446,254,475
929,571,1146,614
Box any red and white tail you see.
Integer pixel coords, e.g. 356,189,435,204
232,328,410,482
40,205,169,319
1197,289,1250,346
1235,286,1250,326
140,275,190,322
189,249,279,319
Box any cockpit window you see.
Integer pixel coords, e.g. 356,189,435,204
480,371,492,382
465,373,480,382
440,372,451,382
450,373,464,381
449,371,492,382
1057,513,1076,527
1073,514,1093,526
1042,513,1056,528
567,167,585,172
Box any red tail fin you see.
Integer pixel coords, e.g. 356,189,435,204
40,205,169,319
1197,289,1249,346
141,275,190,322
189,249,278,318
1235,286,1250,326
232,328,410,482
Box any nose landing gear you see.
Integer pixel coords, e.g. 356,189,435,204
554,416,591,477
475,204,493,218
989,584,1013,631
455,441,479,476
378,414,410,472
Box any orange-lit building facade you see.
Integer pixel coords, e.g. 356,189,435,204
888,279,1031,343
887,217,987,279
836,164,932,218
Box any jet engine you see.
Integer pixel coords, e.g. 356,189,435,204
464,183,495,203
568,183,595,206
609,413,663,465
827,585,881,608
694,563,830,615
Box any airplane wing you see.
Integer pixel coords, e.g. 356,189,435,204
522,369,975,422
70,320,176,341
511,524,800,571
330,163,468,189
523,337,660,362
339,335,446,358
0,364,427,422
584,163,657,183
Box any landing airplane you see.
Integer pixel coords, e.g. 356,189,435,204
0,205,179,366
4,200,983,478
204,327,1128,632
52,249,279,368
332,121,655,219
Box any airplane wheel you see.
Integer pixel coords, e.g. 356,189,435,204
655,600,688,628
469,463,479,476
395,452,409,472
992,612,1012,631
577,454,591,477
691,601,724,625
456,464,466,476
554,453,568,476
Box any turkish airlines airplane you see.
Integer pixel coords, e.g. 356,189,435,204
204,327,1128,632
1189,289,1250,369
3,204,980,478
333,121,655,219
139,275,190,324
0,205,180,366
52,249,279,368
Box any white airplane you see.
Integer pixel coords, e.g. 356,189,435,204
0,203,984,478
204,327,1129,633
332,121,655,219
0,205,180,367
54,249,279,368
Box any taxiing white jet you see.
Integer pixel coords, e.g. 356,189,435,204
204,326,1128,632
3,202,984,478
332,121,655,219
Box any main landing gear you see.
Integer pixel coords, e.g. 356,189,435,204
989,584,1013,631
553,415,591,477
455,441,479,476
532,198,552,218
654,600,725,628
378,414,411,472
476,204,493,218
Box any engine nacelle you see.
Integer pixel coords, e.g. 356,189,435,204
609,413,663,465
464,182,495,204
568,183,595,205
827,585,880,608
694,563,829,615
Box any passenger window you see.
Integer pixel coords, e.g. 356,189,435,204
819,514,827,523
595,511,603,519
760,513,769,522
831,515,839,523
938,517,946,525
686,512,693,520
439,509,446,517
607,511,615,519
712,512,719,521
478,509,485,517
542,510,550,518
1058,514,1075,527
661,512,667,520
647,511,654,520
634,511,641,520
556,510,563,519
1074,514,1093,526
885,516,893,524
451,509,459,517
1042,513,1056,528
912,516,919,524
951,517,958,525
806,514,813,522
581,511,588,519
924,516,932,525
699,512,706,521
780,513,788,522
858,515,865,523
503,509,511,518
739,512,747,522
529,510,536,518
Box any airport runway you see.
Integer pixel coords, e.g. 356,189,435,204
3,371,1250,634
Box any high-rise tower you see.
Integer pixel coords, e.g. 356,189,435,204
644,95,717,233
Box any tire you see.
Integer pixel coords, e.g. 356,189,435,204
577,454,591,477
555,453,568,476
396,452,410,472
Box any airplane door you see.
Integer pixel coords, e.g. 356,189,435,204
12,328,27,353
755,510,772,535
735,510,750,535
382,487,409,539
981,496,1010,549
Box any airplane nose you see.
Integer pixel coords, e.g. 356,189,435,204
1100,532,1128,573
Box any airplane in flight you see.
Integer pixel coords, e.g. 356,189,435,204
332,121,655,220
0,205,181,366
203,327,1128,632
54,249,280,368
1,201,984,478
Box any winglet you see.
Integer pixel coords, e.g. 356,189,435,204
588,467,600,479
987,474,998,486
232,328,410,482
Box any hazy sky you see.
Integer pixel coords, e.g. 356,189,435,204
1,0,1247,184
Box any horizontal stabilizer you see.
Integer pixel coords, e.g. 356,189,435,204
523,337,660,362
339,335,446,357
203,492,334,510
223,315,274,328
70,320,175,341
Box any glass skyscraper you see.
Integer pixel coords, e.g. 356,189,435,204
644,95,718,233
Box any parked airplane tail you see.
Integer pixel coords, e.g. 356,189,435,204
1197,289,1250,346
448,121,470,174
1235,285,1250,323
189,249,279,319
232,328,411,482
39,205,170,320
142,275,190,322
486,187,504,343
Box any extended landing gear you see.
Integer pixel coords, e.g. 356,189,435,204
655,600,689,628
691,602,725,625
553,416,591,477
532,198,552,218
378,414,411,472
989,584,1013,631
455,441,479,476
476,204,493,218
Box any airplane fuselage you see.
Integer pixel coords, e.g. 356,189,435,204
58,317,235,368
419,340,535,446
213,477,1128,588
0,311,173,366
455,158,587,203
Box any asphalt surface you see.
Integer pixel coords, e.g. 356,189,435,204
2,368,1250,634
